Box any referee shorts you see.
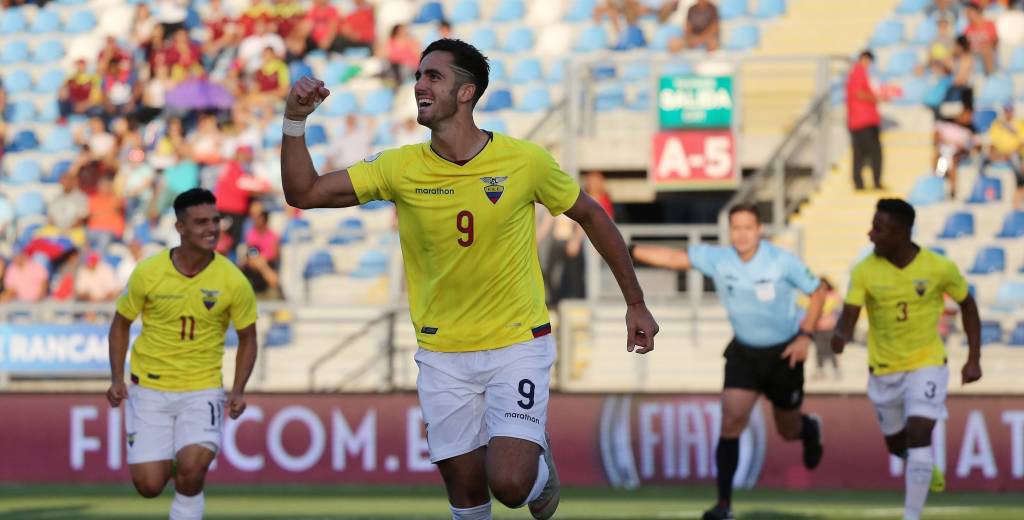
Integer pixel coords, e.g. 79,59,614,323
723,336,805,410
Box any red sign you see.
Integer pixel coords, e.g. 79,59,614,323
650,130,737,190
2,394,1023,491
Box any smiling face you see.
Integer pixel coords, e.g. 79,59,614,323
414,51,475,129
176,204,222,253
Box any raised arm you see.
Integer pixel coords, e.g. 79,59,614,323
281,77,360,209
830,304,862,354
631,244,692,271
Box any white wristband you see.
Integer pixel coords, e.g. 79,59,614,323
282,118,306,137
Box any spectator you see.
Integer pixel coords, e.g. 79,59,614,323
301,0,341,53
582,170,614,218
326,114,373,170
132,4,160,50
925,0,961,20
97,35,131,75
199,0,239,71
846,50,884,191
50,174,90,232
239,19,287,75
337,0,375,52
115,147,157,222
384,24,421,85
165,28,205,82
116,241,144,287
216,146,258,248
137,59,172,124
59,59,103,121
667,0,720,52
188,114,224,166
963,2,998,75
240,207,282,298
250,46,291,101
152,149,200,215
933,37,976,198
980,103,1024,206
809,277,841,381
102,58,139,118
50,250,80,302
76,252,121,302
87,178,126,247
1,250,48,303
70,144,117,195
82,117,117,163
918,17,955,75
154,0,188,38
438,19,454,40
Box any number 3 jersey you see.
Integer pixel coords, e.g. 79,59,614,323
116,250,257,391
846,248,969,376
348,132,581,353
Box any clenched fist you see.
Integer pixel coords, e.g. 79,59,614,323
285,76,331,121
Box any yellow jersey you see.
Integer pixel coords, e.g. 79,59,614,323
846,248,968,375
348,132,581,352
116,250,257,391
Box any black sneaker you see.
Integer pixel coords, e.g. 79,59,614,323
803,414,824,470
702,504,735,520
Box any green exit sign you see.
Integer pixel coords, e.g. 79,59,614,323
658,75,734,128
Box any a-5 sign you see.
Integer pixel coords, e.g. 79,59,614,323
658,75,733,128
650,130,737,190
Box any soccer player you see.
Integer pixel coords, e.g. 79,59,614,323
106,188,259,520
280,39,659,520
831,199,982,520
631,204,827,520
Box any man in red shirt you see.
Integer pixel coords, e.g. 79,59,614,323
846,50,883,191
215,146,257,249
963,2,998,75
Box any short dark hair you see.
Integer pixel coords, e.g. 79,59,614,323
728,203,761,223
877,198,915,229
421,39,490,106
174,188,217,219
859,50,874,61
966,1,981,12
955,35,970,51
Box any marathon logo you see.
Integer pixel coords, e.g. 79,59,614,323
504,411,540,424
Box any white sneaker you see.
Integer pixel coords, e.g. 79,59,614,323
528,434,560,520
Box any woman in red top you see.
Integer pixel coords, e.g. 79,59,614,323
963,2,998,75
385,24,420,84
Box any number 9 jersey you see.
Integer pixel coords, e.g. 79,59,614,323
116,250,257,391
348,132,581,353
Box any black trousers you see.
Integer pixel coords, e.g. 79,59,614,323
851,125,882,190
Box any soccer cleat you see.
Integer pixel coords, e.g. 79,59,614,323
528,434,560,520
702,504,735,520
930,465,945,493
802,414,824,470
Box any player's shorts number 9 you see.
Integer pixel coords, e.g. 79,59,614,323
517,378,535,410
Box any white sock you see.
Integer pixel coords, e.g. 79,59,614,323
519,453,549,507
450,501,491,520
903,447,932,520
169,491,204,520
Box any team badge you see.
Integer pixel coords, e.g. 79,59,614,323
201,289,220,310
913,279,928,297
127,432,136,447
480,176,508,204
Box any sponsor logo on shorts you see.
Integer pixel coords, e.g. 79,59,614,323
504,411,540,424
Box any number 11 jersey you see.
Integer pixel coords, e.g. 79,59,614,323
348,132,581,353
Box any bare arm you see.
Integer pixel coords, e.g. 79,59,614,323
799,282,828,333
830,304,862,354
958,294,983,384
631,244,691,271
227,323,258,419
105,312,133,407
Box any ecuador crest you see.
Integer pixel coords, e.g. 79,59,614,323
480,176,508,204
201,289,220,310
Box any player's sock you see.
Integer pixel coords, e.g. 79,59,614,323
521,454,549,507
903,447,932,520
450,501,492,520
715,437,739,506
169,491,204,520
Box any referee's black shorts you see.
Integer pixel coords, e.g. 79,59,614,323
723,336,805,410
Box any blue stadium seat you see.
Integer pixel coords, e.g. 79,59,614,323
64,9,97,34
263,121,283,147
3,69,32,94
503,26,534,52
718,0,748,20
574,25,609,52
896,0,929,14
492,0,526,22
650,25,683,51
870,19,904,47
8,129,39,152
724,25,759,51
974,108,998,133
997,211,1024,238
912,18,938,45
546,59,566,83
282,218,313,244
30,9,62,34
289,61,313,86
450,0,480,24
361,89,394,115
969,246,1005,274
937,211,974,238
490,58,507,82
361,200,393,211
469,27,499,52
310,151,326,171
978,320,1002,346
662,61,694,76
594,85,626,112
482,89,513,112
908,175,945,206
591,62,616,80
324,59,351,85
46,159,72,183
482,116,508,134
513,58,543,83
628,89,651,111
413,2,445,24
966,175,1002,204
33,39,65,63
1,40,30,64
996,280,1024,309
882,49,918,79
1009,321,1024,346
14,192,46,218
565,0,598,22
1008,46,1024,73
516,87,550,112
0,8,27,35
265,322,293,348
41,126,74,154
9,159,42,185
622,61,651,82
929,245,946,256
303,250,336,279
36,68,65,93
328,217,366,245
613,25,646,50
753,0,786,18
350,249,389,278
37,100,59,123
4,100,35,123
372,123,395,146
305,124,328,146
323,90,358,117
977,76,1013,107
893,77,927,105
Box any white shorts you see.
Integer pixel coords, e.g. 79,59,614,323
867,364,949,436
125,385,226,464
414,335,556,463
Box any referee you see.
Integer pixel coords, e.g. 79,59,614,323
631,204,827,520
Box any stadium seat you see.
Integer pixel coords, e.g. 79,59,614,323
613,25,646,50
937,211,974,238
622,61,651,82
997,211,1024,238
929,245,946,256
969,246,1006,274
718,0,747,20
574,25,609,52
513,57,543,83
977,76,1013,107
36,68,65,94
870,19,904,47
469,27,499,52
516,87,551,112
481,89,513,112
350,249,389,279
361,200,393,211
361,89,394,115
64,9,97,34
0,8,27,35
303,250,336,279
41,126,75,154
546,59,566,83
492,0,526,22
450,0,480,24
882,49,918,79
1,40,30,64
328,217,366,245
412,2,444,24
305,124,328,147
46,159,72,183
896,0,929,14
373,123,395,147
324,59,351,85
724,25,759,51
893,77,927,105
289,61,313,86
650,25,683,51
7,129,39,152
30,9,62,34
490,58,508,82
3,69,32,95
908,175,945,206
9,159,42,185
1009,321,1024,346
265,322,293,348
4,100,35,123
263,121,283,147
628,89,651,111
591,61,616,80
323,91,358,117
14,192,46,218
978,320,1003,346
503,26,534,52
996,280,1024,309
37,100,60,123
310,151,326,170
1008,46,1024,73
594,85,626,112
482,116,509,134
966,175,1002,204
282,218,313,244
564,0,597,22
33,39,65,63
973,108,998,133
912,18,938,45
753,0,786,18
